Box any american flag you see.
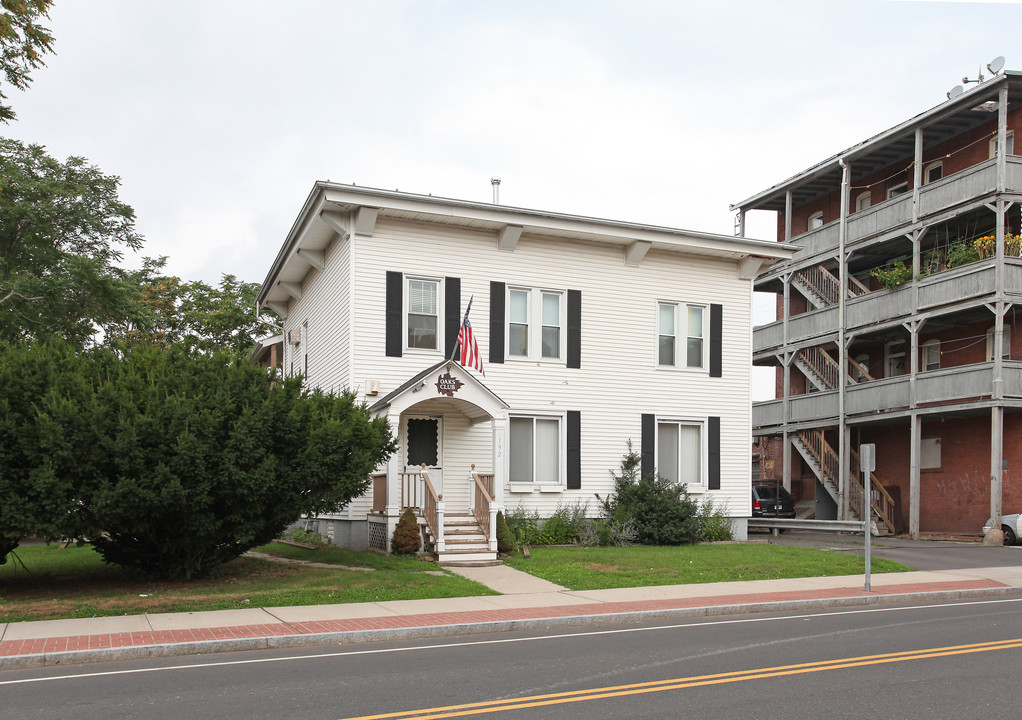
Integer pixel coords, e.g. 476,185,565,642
457,316,484,375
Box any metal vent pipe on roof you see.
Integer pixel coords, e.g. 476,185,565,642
491,176,501,204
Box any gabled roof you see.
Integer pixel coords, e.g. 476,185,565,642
731,71,1022,213
369,360,509,422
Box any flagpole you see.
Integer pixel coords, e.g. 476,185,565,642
450,295,474,362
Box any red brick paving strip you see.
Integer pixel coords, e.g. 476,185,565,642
0,578,1004,658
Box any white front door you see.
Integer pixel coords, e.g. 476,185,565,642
405,415,443,494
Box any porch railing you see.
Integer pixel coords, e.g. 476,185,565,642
420,466,444,553
399,467,445,553
471,464,495,540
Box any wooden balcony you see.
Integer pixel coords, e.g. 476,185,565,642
753,361,1022,431
782,156,1022,265
755,258,1022,356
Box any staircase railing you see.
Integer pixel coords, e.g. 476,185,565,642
848,355,875,383
795,266,841,306
798,347,841,390
850,448,897,534
471,465,495,540
797,429,896,533
848,274,870,296
420,466,444,553
401,466,445,552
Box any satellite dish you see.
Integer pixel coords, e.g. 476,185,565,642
947,85,965,99
988,56,1006,74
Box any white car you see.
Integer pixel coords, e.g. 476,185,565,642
983,514,1020,545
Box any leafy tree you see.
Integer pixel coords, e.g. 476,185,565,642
597,442,699,545
0,139,143,347
0,341,395,577
0,0,54,123
102,258,277,354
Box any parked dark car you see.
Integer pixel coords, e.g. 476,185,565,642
751,483,796,518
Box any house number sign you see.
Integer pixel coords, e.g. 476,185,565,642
436,372,464,397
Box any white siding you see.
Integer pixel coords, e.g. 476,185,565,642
337,217,753,518
280,232,352,394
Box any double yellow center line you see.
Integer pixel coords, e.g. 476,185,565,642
340,637,1022,719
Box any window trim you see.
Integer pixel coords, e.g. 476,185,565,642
807,211,824,231
505,286,566,363
921,339,940,371
855,190,872,213
986,325,1011,361
989,130,1015,159
654,416,706,489
657,301,706,370
885,339,907,377
507,411,566,492
887,181,909,200
404,276,442,353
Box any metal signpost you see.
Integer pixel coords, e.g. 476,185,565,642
860,443,875,592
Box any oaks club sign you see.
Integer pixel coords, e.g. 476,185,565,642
435,371,464,397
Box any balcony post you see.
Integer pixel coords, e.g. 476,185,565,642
838,158,851,519
909,413,920,539
784,190,792,244
988,406,1004,545
912,128,923,224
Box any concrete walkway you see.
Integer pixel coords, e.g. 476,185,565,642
2,564,1021,670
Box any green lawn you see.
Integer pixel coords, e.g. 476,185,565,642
503,544,912,590
0,541,914,624
0,543,495,623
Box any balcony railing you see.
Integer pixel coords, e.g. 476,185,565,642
785,157,1022,264
753,361,1022,430
755,258,1022,355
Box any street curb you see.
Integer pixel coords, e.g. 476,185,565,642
3,585,1019,671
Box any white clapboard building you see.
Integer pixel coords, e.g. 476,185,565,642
256,183,793,562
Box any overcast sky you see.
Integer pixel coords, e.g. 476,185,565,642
7,0,1022,391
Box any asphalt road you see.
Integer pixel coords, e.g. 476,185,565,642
4,596,1022,719
759,529,1022,570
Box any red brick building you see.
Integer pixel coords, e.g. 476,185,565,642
733,68,1022,539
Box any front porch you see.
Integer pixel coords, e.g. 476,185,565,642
366,360,509,564
369,465,501,564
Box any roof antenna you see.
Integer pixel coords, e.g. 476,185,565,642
491,176,501,204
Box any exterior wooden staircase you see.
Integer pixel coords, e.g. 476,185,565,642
428,513,498,565
793,428,896,534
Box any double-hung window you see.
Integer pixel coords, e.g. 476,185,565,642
507,287,564,361
406,278,440,351
657,419,703,487
509,414,562,486
657,302,705,369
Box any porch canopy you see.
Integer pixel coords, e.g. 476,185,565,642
369,359,508,422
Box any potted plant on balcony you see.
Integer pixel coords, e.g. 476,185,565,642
870,260,913,290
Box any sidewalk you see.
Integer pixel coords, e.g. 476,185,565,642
3,564,1021,670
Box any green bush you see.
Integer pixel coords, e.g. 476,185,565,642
495,511,514,554
598,442,699,545
946,239,981,268
541,500,589,544
696,498,734,542
391,508,421,555
505,505,548,548
0,341,396,579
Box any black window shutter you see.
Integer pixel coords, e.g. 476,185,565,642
444,277,461,359
489,281,505,364
709,303,723,378
567,289,581,369
566,410,581,489
708,416,721,490
385,271,402,357
640,413,655,481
